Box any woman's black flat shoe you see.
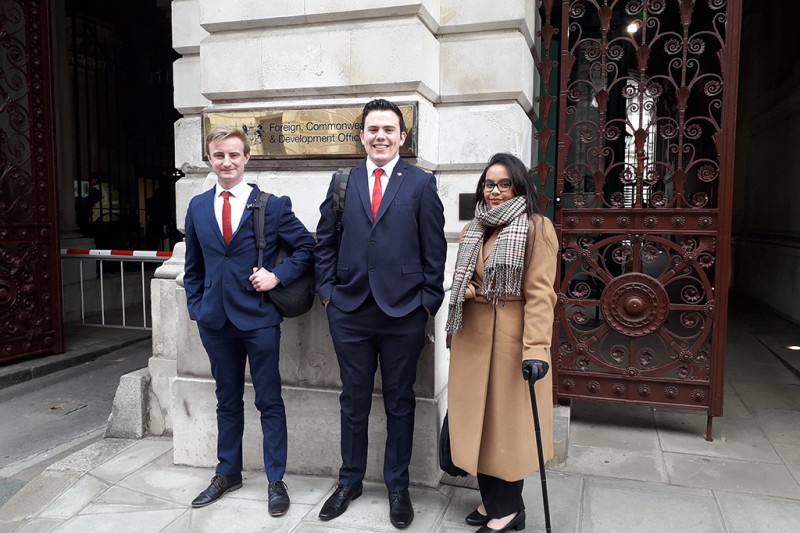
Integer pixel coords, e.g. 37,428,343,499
476,510,526,533
466,508,489,526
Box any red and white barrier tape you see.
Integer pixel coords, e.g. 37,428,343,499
61,249,172,258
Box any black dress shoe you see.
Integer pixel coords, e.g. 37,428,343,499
319,483,363,521
389,490,414,529
191,474,243,508
476,510,526,533
268,480,290,517
466,508,490,526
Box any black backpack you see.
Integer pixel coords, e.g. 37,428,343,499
252,192,315,318
251,168,351,318
332,167,351,248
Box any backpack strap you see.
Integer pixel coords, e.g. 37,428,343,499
253,190,271,270
332,167,351,249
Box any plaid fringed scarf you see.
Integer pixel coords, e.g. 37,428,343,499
445,195,528,332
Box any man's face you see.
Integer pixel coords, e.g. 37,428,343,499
360,109,407,167
208,137,250,188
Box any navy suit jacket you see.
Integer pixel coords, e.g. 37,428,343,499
315,159,447,318
184,185,315,330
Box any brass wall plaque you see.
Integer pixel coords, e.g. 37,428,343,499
202,104,417,160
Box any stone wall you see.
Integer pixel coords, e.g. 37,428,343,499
153,0,541,487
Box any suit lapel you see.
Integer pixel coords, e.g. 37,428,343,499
354,161,373,222
374,159,408,224
237,186,259,234
200,188,225,246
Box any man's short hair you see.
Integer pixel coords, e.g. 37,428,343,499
205,125,250,157
360,99,406,133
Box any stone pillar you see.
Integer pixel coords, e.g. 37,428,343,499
162,0,540,487
145,244,185,436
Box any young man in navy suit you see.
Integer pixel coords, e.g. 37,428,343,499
314,99,447,528
184,125,315,516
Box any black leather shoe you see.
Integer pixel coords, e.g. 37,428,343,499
476,510,526,533
191,474,243,508
268,480,290,517
389,490,414,529
466,508,490,526
319,483,363,521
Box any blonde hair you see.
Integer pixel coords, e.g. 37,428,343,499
205,125,250,157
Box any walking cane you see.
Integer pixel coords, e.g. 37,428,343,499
522,360,552,533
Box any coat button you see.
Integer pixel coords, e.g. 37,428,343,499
369,266,375,272
370,239,376,245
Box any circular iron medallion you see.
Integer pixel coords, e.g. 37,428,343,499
600,273,668,337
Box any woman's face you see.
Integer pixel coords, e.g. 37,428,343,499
483,163,516,208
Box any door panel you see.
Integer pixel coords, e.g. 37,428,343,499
0,0,64,361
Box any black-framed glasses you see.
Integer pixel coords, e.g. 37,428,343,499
483,179,513,192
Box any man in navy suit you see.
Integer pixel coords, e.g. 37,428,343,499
184,125,315,516
314,99,447,528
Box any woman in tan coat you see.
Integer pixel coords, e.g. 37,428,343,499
445,153,557,533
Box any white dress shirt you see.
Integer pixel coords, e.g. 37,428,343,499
214,180,254,238
366,154,400,198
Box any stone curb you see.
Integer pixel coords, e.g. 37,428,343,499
0,334,151,390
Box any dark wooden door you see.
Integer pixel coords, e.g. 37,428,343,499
536,0,742,437
0,0,64,361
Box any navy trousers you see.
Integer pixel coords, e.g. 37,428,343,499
326,297,428,492
198,320,286,482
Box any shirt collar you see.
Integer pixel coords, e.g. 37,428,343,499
215,180,252,199
366,154,400,179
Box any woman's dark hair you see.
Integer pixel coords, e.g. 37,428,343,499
474,153,542,218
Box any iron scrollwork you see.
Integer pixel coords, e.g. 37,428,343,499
0,0,62,360
560,0,729,210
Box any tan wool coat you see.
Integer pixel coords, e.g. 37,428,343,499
447,215,558,481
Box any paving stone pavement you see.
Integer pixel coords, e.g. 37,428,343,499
1,297,799,532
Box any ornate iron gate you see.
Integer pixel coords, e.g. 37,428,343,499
0,0,64,362
538,0,742,438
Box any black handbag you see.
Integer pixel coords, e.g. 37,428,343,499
439,412,469,477
252,192,316,318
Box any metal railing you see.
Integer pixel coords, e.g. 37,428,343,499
61,249,172,329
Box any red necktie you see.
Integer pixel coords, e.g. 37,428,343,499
372,168,384,220
221,191,233,245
